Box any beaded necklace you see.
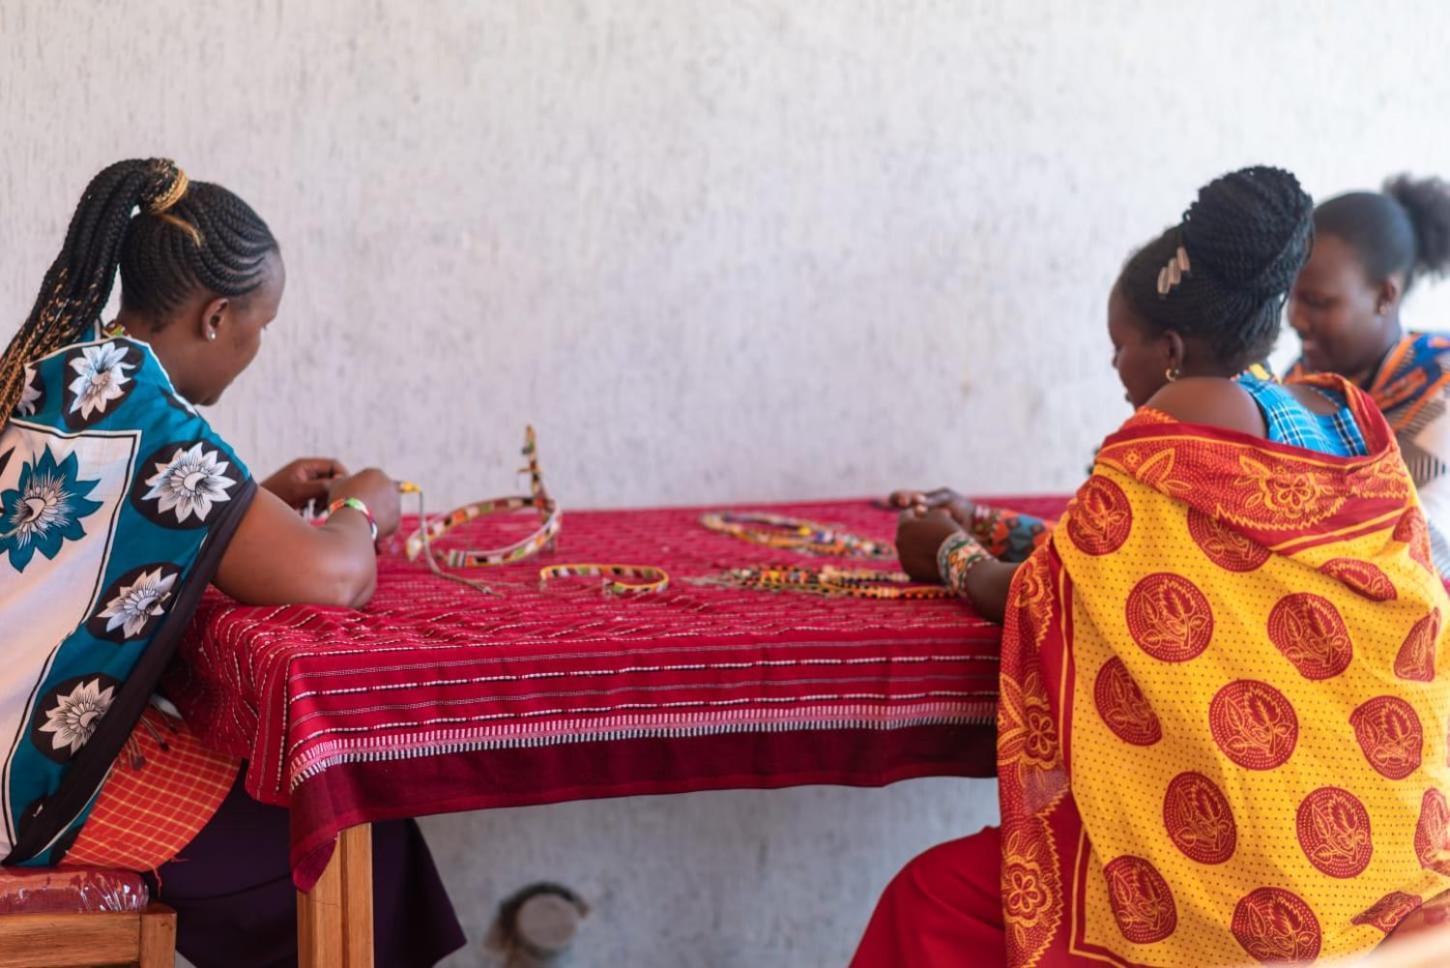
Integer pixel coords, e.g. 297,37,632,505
402,426,561,594
698,511,895,560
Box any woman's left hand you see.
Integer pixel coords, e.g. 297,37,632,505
262,457,350,510
896,508,967,583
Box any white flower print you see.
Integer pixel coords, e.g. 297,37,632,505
38,678,115,755
0,448,102,571
98,567,178,638
67,341,135,420
7,466,73,550
17,366,41,417
141,443,235,523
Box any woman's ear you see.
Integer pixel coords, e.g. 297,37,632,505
198,297,229,342
1376,274,1404,317
1162,329,1186,372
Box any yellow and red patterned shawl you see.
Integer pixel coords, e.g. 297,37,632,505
999,375,1450,966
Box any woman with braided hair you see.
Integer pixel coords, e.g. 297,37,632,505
856,167,1450,964
0,159,463,966
1286,175,1450,572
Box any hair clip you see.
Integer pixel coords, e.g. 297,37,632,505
1156,245,1192,297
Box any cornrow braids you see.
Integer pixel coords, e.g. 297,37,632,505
119,181,278,319
0,160,279,422
1117,166,1314,374
0,159,187,420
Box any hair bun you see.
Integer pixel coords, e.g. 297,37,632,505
1384,174,1450,279
140,158,188,215
1181,165,1313,301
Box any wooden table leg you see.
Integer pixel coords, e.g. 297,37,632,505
298,823,374,968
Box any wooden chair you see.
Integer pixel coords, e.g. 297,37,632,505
0,867,175,968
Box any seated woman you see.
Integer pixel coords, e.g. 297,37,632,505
0,159,464,967
855,167,1450,965
1286,175,1450,570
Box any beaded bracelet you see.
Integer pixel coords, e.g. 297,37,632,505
326,497,378,542
402,427,561,595
699,511,895,560
937,532,992,599
538,563,670,596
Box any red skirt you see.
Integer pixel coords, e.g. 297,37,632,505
851,826,1006,967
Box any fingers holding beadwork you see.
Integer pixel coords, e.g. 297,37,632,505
262,457,351,509
888,488,972,522
887,490,921,508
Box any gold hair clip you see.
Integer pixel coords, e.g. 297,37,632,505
1156,245,1192,297
146,167,189,216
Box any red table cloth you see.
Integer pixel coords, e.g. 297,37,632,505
170,497,1065,889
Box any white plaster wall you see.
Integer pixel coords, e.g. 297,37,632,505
4,1,1450,964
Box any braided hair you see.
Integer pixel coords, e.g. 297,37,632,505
1117,166,1314,374
1314,175,1450,295
0,158,277,419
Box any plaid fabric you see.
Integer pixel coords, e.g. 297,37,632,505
169,498,1064,890
1238,373,1369,457
61,707,238,872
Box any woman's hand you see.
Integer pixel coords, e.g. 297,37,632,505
262,457,349,509
328,468,403,539
895,508,967,583
887,487,975,529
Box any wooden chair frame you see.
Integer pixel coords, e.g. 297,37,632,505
0,901,175,968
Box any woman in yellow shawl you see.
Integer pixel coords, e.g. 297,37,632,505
854,167,1450,966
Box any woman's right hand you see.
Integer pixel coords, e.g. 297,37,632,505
328,468,403,539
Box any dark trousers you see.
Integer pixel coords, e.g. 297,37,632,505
148,775,466,968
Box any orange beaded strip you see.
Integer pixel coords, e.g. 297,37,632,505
538,563,670,596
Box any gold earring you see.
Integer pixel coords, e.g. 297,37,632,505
1165,367,1181,382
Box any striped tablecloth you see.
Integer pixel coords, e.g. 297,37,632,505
170,496,1066,888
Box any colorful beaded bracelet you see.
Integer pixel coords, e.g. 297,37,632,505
326,497,378,542
698,511,895,560
538,563,670,596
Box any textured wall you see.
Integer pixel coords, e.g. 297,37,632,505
4,1,1450,965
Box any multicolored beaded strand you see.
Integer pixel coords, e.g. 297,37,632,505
698,511,895,560
691,564,950,600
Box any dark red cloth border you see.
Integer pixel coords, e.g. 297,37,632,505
289,722,1002,888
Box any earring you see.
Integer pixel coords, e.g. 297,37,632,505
1165,367,1181,382
208,332,217,341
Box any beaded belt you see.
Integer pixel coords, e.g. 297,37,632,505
538,563,670,596
698,511,895,560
